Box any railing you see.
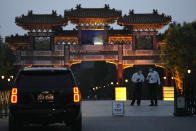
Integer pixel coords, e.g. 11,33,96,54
14,45,162,66
174,71,196,116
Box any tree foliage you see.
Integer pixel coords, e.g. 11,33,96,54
162,21,196,90
0,40,16,75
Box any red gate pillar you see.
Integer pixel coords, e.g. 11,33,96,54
117,44,124,86
117,64,123,86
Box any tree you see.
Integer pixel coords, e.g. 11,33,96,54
161,21,196,92
0,39,16,90
0,41,15,75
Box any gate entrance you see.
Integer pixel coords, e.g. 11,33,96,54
5,5,183,116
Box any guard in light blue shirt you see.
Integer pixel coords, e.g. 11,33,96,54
131,69,145,106
147,68,161,106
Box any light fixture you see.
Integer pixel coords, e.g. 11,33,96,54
188,69,191,74
125,79,128,83
1,75,5,80
8,78,11,82
163,76,166,80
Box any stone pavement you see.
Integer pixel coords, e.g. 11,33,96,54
1,100,196,131
82,100,174,117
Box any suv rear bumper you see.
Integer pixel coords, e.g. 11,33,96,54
9,107,81,124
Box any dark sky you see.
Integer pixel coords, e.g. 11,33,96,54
0,0,196,39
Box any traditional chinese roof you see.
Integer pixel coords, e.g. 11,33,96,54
118,9,171,30
64,4,122,25
6,34,30,43
15,10,68,31
6,34,30,50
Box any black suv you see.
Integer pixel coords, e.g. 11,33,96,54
9,67,81,131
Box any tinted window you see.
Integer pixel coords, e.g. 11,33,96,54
18,71,74,89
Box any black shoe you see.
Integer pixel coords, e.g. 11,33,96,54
155,103,158,106
130,103,134,106
149,104,154,106
137,104,140,106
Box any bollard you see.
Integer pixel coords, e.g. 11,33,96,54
112,87,126,116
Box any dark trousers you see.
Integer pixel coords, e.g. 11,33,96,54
131,83,142,105
149,83,158,105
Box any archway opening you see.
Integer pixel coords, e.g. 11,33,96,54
71,61,117,100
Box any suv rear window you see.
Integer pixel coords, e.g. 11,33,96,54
18,70,75,89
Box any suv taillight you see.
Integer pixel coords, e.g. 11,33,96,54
73,87,80,103
11,88,18,104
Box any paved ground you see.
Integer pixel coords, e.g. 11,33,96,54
82,100,174,117
1,100,196,131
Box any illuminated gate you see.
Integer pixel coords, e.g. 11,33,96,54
6,5,171,85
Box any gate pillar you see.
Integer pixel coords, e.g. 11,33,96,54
117,64,123,86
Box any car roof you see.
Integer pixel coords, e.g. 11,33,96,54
23,67,70,71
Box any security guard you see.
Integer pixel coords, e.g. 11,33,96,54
147,68,161,106
131,69,145,106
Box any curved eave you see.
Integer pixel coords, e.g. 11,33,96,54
67,17,120,25
117,21,171,30
15,22,68,31
118,21,171,26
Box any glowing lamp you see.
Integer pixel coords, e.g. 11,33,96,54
1,75,5,80
188,69,191,74
115,87,127,101
125,79,128,83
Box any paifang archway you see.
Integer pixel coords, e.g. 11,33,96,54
6,5,172,86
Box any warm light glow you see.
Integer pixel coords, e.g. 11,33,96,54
171,77,174,80
8,78,11,82
10,76,14,79
93,88,95,91
1,75,5,80
116,82,118,85
174,67,183,93
125,79,128,83
111,82,114,85
163,86,174,101
163,76,166,80
188,69,191,74
115,87,127,101
96,87,98,90
73,87,80,102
